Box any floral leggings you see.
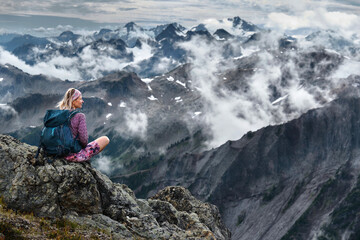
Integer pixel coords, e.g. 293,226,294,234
65,141,100,162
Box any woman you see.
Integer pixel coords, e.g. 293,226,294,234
57,88,110,162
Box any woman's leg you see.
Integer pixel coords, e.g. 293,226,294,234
94,136,110,153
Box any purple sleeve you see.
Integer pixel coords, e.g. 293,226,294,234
70,113,88,148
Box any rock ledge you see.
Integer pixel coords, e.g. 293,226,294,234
0,135,230,239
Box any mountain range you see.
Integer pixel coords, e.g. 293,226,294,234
1,16,360,239
0,17,263,80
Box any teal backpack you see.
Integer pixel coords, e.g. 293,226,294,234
35,109,82,158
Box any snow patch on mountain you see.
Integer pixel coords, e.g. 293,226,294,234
141,78,154,91
272,95,288,105
176,80,186,88
174,97,183,103
192,112,202,118
141,78,154,84
119,102,127,108
234,47,260,59
148,95,158,101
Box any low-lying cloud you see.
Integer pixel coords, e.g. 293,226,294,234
179,29,356,148
0,46,82,80
266,9,360,33
116,109,149,140
0,38,157,81
93,155,117,175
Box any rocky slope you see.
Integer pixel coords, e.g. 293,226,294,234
0,134,230,239
125,97,360,240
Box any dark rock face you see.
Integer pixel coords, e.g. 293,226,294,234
133,97,360,239
3,34,50,52
151,186,231,238
0,134,230,239
229,16,260,32
57,31,81,42
0,64,74,102
214,29,234,40
155,24,184,42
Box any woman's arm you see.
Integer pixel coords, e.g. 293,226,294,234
77,113,88,147
71,113,88,148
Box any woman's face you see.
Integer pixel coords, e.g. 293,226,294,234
72,96,84,109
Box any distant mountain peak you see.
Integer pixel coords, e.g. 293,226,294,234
59,31,75,37
93,28,113,40
151,22,186,39
98,28,112,35
155,23,186,41
124,22,143,32
190,24,208,32
229,16,243,27
227,16,259,32
168,22,186,32
134,38,142,48
57,31,80,42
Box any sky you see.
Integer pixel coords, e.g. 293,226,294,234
0,0,360,35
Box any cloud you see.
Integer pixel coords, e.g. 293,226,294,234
266,9,360,32
0,46,82,80
123,109,148,139
32,25,74,36
118,7,137,11
152,57,177,74
0,104,19,131
0,34,156,81
2,0,360,33
202,18,234,34
92,154,118,175
200,17,258,38
179,36,256,147
331,59,360,79
177,31,345,148
0,103,17,115
131,42,153,63
76,45,128,80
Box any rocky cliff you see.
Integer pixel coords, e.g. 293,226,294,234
0,135,230,239
130,97,360,240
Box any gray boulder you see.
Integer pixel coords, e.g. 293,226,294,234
0,134,230,239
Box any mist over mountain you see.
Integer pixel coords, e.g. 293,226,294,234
0,17,262,80
1,15,360,239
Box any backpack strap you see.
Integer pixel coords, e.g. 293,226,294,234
35,145,42,159
35,126,46,159
68,110,81,121
68,110,82,142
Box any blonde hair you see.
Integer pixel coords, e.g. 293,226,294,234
57,88,76,110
